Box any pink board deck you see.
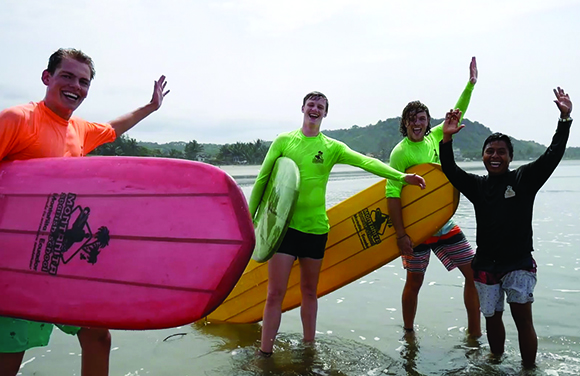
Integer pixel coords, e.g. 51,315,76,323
0,157,255,330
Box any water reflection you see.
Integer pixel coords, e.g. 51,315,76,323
194,322,405,376
193,320,262,351
399,331,421,375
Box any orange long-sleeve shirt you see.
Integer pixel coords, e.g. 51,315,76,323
0,101,116,161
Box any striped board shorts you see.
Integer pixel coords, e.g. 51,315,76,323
401,225,474,273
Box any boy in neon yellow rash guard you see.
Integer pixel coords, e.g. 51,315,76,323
386,57,481,339
252,92,426,356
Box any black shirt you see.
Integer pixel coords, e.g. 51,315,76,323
439,121,571,273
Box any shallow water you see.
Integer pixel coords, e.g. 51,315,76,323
18,161,580,376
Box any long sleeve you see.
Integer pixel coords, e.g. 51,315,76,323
455,81,475,122
439,139,479,202
338,144,406,182
519,120,572,191
430,81,475,141
247,137,284,218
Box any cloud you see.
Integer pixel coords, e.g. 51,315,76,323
216,0,354,34
0,85,34,104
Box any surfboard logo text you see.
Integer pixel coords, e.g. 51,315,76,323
30,193,111,275
352,208,392,249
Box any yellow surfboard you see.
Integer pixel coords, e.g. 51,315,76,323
206,163,459,323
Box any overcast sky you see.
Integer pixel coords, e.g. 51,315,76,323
2,0,580,147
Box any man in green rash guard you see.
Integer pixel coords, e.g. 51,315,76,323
386,57,481,339
251,91,426,356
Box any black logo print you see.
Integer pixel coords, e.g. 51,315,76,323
351,207,393,249
433,148,440,162
30,193,111,276
312,151,324,164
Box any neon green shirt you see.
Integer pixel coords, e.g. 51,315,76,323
386,81,475,198
249,129,407,234
385,81,474,234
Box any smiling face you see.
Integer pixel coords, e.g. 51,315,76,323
404,110,429,142
302,96,328,128
42,57,92,120
483,140,512,175
400,100,431,141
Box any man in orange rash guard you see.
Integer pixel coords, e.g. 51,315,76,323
0,48,169,376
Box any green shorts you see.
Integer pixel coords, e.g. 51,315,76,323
0,316,80,353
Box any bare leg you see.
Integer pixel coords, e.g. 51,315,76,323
458,264,482,338
260,253,295,353
298,257,323,342
485,311,505,357
402,271,424,331
0,352,25,376
510,302,537,369
77,327,111,376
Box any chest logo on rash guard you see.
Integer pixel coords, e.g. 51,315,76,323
312,151,324,164
352,207,393,249
504,185,516,199
433,148,440,163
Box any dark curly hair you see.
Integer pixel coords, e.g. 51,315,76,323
47,48,96,80
482,132,514,159
399,101,431,137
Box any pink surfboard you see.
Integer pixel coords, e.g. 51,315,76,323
0,157,255,330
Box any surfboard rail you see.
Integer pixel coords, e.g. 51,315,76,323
251,157,300,262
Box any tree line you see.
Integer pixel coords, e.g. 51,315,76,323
90,119,580,164
90,135,269,165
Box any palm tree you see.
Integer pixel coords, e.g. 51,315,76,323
184,140,203,160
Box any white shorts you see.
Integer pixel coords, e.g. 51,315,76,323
474,270,537,318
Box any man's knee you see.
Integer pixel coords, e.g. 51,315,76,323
509,302,534,328
300,283,318,300
78,328,111,350
404,272,425,292
266,287,287,304
485,310,504,325
458,264,475,281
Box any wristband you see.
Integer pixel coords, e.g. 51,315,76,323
559,117,573,122
397,234,408,240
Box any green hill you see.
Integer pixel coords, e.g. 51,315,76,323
120,117,579,163
322,117,577,161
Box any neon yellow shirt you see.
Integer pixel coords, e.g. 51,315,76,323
249,129,407,234
385,81,474,235
386,81,475,198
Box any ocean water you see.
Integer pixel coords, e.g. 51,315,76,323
17,161,580,376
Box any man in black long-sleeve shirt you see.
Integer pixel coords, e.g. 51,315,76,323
438,87,572,369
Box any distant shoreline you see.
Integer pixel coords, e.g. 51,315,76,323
218,160,539,181
221,159,580,183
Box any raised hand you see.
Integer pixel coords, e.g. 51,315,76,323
404,173,426,189
553,87,572,118
150,75,170,111
470,57,478,85
442,108,464,136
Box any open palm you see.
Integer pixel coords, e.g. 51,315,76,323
554,87,572,117
442,109,464,136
